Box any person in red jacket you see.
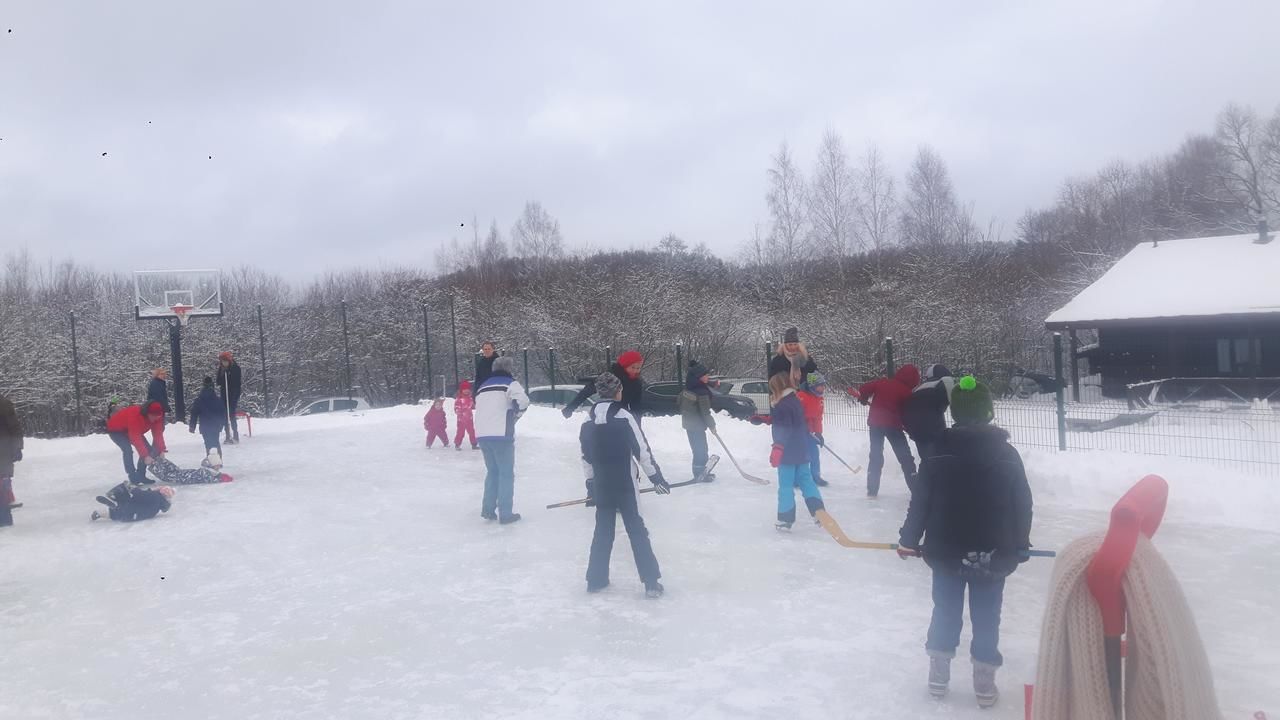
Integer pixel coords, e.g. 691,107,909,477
797,373,830,488
423,398,449,448
453,380,477,450
852,364,920,497
106,401,167,485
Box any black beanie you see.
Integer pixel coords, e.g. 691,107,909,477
783,327,800,344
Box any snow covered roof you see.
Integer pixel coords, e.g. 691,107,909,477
1045,232,1280,327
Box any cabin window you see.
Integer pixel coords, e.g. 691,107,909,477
1217,338,1261,375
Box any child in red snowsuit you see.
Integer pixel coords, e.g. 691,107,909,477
797,373,829,488
453,380,477,450
424,398,448,448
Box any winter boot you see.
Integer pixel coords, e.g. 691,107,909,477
455,444,462,451
973,660,999,708
91,510,104,521
927,651,952,698
814,477,829,487
481,510,497,521
587,580,609,593
774,520,793,532
644,581,664,598
499,513,522,525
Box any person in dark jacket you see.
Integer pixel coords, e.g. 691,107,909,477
474,342,498,386
677,360,717,482
216,351,243,444
106,402,167,485
0,393,24,527
901,364,957,462
768,326,818,384
562,350,645,421
853,364,920,497
188,377,227,462
581,372,671,598
146,368,172,416
896,375,1033,706
769,373,824,530
92,483,174,523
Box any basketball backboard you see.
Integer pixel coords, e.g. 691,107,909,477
134,269,223,321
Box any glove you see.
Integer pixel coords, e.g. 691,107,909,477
584,481,596,508
769,443,783,468
813,432,825,447
561,406,573,419
748,414,771,426
649,473,671,495
143,456,156,465
13,449,21,462
897,545,921,559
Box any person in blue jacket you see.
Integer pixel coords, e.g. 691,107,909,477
768,373,825,530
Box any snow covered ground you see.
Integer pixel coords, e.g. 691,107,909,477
2,405,1276,719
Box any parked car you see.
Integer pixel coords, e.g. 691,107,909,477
642,382,757,421
299,397,371,415
527,385,594,410
714,377,772,416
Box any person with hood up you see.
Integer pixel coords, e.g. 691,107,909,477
474,355,530,524
423,398,449,448
216,351,242,444
896,376,1033,708
188,376,227,465
106,401,168,485
677,359,717,482
453,380,477,450
768,327,818,385
0,393,23,527
901,364,957,462
851,364,920,497
562,350,646,421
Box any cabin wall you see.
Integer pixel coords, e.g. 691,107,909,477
1091,319,1280,398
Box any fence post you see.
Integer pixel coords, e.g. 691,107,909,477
257,304,270,417
606,345,613,367
676,343,683,378
549,347,557,407
1054,332,1067,451
421,304,432,401
169,321,186,423
885,337,895,377
764,341,771,378
340,300,353,401
1068,328,1080,402
449,295,460,394
70,311,83,435
523,347,530,388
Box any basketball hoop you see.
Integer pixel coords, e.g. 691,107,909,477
171,304,194,326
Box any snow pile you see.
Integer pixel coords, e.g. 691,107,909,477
1046,232,1280,325
1,405,1275,719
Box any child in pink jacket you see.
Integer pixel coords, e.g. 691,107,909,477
424,398,448,448
453,380,477,450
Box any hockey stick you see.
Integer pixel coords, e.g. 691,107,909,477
546,456,720,509
546,478,707,509
813,510,1055,556
813,435,862,475
710,428,769,485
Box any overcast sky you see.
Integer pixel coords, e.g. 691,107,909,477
2,1,1278,280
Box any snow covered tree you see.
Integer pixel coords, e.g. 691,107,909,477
901,146,963,247
808,131,860,258
855,144,898,254
657,233,687,255
766,142,811,261
1213,103,1280,227
511,201,565,265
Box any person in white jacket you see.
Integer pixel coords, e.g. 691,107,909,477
473,356,530,524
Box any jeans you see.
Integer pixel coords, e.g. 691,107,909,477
108,431,152,483
776,463,823,523
479,439,516,520
867,426,916,496
586,482,661,586
926,570,1006,666
686,428,709,478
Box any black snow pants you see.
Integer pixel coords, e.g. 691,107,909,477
586,481,661,587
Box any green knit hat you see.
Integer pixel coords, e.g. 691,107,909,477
950,375,995,425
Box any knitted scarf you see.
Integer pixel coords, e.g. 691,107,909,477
1032,532,1222,720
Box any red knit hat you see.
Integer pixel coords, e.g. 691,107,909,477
459,379,472,392
219,351,233,362
617,350,644,368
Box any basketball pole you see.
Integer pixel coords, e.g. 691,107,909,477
170,318,187,423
